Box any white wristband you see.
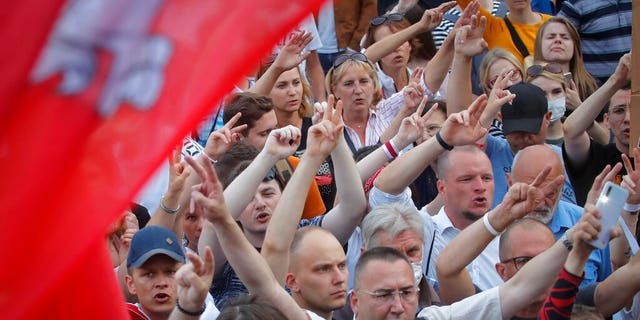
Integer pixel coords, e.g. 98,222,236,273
624,202,640,213
483,213,501,236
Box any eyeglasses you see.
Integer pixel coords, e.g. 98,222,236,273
333,52,369,69
360,287,419,304
488,69,522,89
371,13,404,26
500,256,533,271
526,63,563,78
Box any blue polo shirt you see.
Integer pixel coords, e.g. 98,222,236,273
485,135,577,208
549,201,612,287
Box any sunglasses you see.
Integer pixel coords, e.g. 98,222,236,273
526,63,563,78
333,52,369,69
371,13,404,26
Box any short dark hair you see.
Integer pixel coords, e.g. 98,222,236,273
217,294,287,320
223,92,274,137
354,247,410,289
215,141,260,186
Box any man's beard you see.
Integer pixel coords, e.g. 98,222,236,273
525,206,554,225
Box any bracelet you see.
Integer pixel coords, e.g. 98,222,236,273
203,153,218,164
176,299,206,316
623,202,640,214
383,140,399,159
435,132,454,151
483,213,500,236
160,197,180,214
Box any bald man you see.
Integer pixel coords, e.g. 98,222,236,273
286,226,349,320
508,144,612,286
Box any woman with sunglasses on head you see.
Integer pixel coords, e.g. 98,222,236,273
361,2,457,99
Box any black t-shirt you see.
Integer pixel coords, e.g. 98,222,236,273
562,141,626,206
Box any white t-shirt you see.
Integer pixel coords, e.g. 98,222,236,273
417,286,502,319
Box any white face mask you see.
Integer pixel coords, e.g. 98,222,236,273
548,97,566,122
411,262,423,286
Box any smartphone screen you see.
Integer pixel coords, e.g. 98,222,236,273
563,72,573,82
591,182,629,249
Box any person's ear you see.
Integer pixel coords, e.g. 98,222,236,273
437,180,445,194
350,290,360,315
603,113,611,130
495,263,509,282
125,274,137,295
543,111,551,125
285,273,300,293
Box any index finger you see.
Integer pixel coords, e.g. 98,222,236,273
530,165,551,188
468,94,488,119
622,153,634,175
416,96,428,117
186,156,208,181
325,94,336,122
170,142,182,166
438,1,457,13
224,112,243,129
332,99,344,127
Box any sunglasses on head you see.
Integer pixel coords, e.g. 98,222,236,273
333,52,369,69
526,63,563,78
370,13,404,26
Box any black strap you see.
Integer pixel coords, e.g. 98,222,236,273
343,127,357,153
425,229,437,278
503,17,530,58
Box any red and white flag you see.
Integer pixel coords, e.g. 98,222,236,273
0,0,325,318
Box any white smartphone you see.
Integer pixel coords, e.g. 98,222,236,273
590,182,629,249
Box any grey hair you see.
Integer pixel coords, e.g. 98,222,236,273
361,203,424,250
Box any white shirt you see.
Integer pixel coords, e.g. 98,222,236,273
428,207,503,290
417,286,502,319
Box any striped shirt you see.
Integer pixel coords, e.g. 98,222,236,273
432,1,503,49
343,88,407,151
558,0,632,83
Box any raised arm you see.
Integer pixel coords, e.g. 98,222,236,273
375,94,489,195
148,145,191,238
357,97,432,183
261,96,343,284
249,31,312,95
499,203,617,319
436,167,562,303
446,12,487,115
188,157,308,320
610,149,640,269
423,1,480,95
379,69,425,143
594,248,640,317
364,2,455,63
563,52,631,168
539,206,600,320
169,248,215,320
197,125,301,276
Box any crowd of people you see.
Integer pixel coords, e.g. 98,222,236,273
109,0,638,319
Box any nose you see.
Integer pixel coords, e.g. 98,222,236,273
389,293,405,314
354,83,364,94
155,273,170,288
333,267,347,284
472,176,487,192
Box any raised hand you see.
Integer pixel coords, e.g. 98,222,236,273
401,68,426,114
621,148,640,203
609,52,631,88
118,211,139,264
454,14,487,58
272,31,313,71
305,95,344,158
312,101,328,125
186,156,229,223
167,143,191,196
439,94,488,146
395,96,436,147
564,79,582,111
263,125,302,159
500,167,553,220
175,247,215,313
454,1,480,29
585,163,623,206
418,1,456,32
204,112,247,160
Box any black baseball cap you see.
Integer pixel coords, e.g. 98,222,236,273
501,83,548,135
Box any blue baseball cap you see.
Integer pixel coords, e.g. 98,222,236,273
127,226,185,268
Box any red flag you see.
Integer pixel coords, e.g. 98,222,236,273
0,0,325,318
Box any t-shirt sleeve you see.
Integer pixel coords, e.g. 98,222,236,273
417,286,502,320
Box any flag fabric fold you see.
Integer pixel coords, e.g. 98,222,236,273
0,0,325,318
